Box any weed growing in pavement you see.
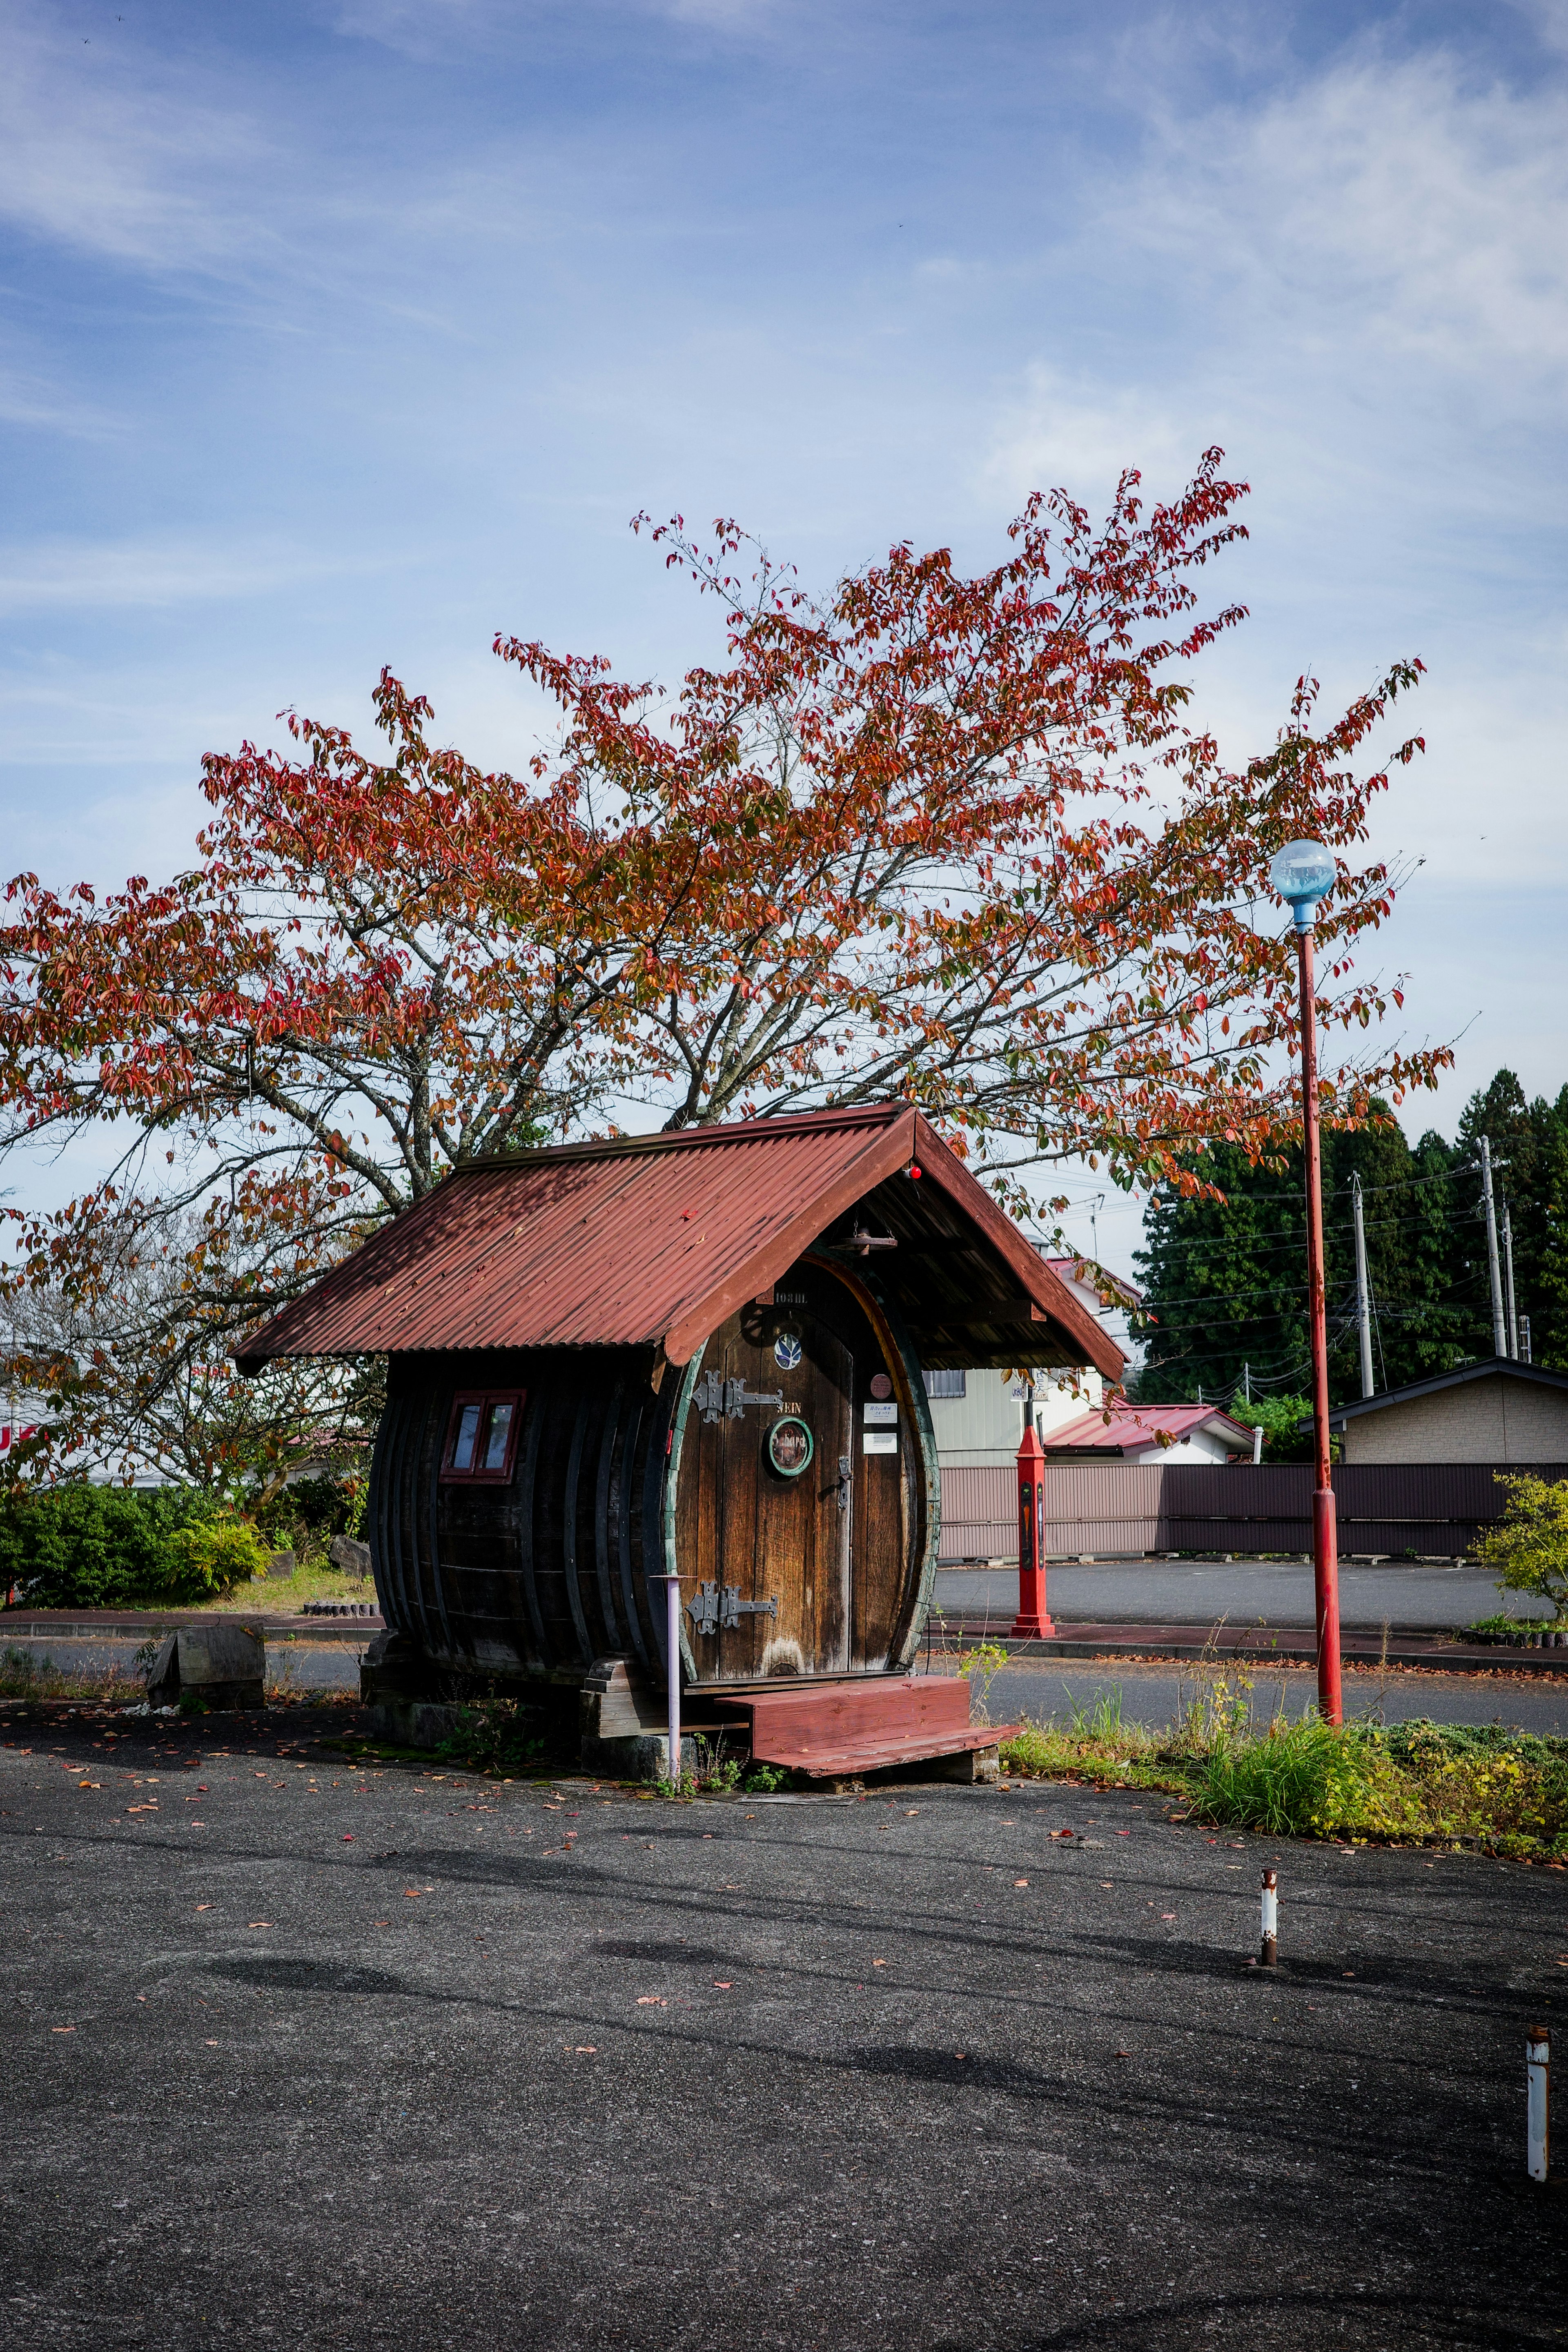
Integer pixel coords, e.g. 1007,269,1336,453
437,1690,550,1775
957,1641,1009,1724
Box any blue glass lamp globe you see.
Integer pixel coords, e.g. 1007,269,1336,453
1268,839,1335,924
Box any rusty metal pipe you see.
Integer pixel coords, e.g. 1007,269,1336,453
1527,2026,1550,2182
1259,1868,1278,1967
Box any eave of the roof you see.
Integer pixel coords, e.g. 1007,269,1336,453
232,1102,1126,1379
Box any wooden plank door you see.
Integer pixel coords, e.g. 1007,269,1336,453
675,1304,853,1680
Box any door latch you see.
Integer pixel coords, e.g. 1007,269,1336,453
837,1454,852,1512
694,1370,785,1424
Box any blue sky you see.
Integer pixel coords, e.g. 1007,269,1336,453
2,0,1564,1275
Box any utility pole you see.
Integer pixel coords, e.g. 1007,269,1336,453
1242,1362,1251,1402
1480,1136,1507,1358
1352,1172,1374,1399
1502,1196,1519,1360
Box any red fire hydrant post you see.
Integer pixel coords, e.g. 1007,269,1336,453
1010,1415,1055,1639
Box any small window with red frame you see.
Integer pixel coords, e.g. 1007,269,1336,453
440,1390,525,1483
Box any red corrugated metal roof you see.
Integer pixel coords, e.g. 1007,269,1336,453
234,1103,1124,1376
1045,1402,1252,1454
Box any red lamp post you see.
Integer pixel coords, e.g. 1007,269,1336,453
1271,840,1343,1727
1010,1399,1054,1640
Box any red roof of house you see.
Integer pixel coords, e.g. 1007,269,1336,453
1044,1402,1252,1455
234,1103,1127,1377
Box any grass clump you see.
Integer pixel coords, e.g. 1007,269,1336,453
996,1668,1568,1860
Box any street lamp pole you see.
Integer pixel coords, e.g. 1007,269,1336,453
1270,842,1342,1728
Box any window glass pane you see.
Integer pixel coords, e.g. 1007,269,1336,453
482,1399,514,1471
452,1402,482,1470
923,1369,967,1399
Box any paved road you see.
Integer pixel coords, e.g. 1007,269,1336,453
933,1558,1542,1630
3,1704,1564,2351
975,1657,1568,1740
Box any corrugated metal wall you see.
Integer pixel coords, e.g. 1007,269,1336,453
934,1459,1568,1561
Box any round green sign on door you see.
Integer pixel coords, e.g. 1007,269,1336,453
766,1415,814,1478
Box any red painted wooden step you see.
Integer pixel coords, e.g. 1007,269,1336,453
708,1674,1017,1777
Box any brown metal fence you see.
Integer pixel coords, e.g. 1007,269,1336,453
935,1459,1568,1561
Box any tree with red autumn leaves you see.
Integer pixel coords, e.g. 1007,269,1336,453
0,450,1446,1485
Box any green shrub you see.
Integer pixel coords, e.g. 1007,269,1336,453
162,1514,270,1594
1479,1474,1568,1620
0,1485,230,1608
253,1472,365,1566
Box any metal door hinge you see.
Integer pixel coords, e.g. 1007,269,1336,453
686,1582,780,1636
694,1370,786,1425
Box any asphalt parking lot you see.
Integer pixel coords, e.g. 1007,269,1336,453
4,1705,1565,2352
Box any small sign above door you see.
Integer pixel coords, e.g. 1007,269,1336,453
863,1401,898,1425
863,1430,898,1455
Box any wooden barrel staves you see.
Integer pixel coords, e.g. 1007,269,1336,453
236,1103,1123,1754
368,1254,939,1691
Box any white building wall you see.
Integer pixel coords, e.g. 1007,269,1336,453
926,1366,1104,1468
1121,1429,1234,1465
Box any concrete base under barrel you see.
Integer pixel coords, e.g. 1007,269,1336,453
361,1634,1010,1784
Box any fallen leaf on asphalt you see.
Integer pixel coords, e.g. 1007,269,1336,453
1161,1913,1176,1921
712,1981,732,1989
342,1834,354,1842
51,2026,75,2034
635,1996,667,2007
246,1921,270,1929
404,1890,423,1899
194,1904,212,1912
78,1781,100,1789
204,2039,218,2046
872,1959,886,1967
573,2046,597,2054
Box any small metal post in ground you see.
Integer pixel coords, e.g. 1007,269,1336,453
1259,1869,1278,1967
1527,2026,1550,2183
652,1574,683,1788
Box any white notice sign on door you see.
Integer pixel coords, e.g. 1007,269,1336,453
862,1430,898,1454
863,1401,898,1425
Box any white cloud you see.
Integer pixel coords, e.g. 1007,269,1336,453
0,536,379,617
1134,45,1568,390
0,4,270,275
980,365,1205,510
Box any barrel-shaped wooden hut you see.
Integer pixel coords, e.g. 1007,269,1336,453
236,1105,1122,1758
